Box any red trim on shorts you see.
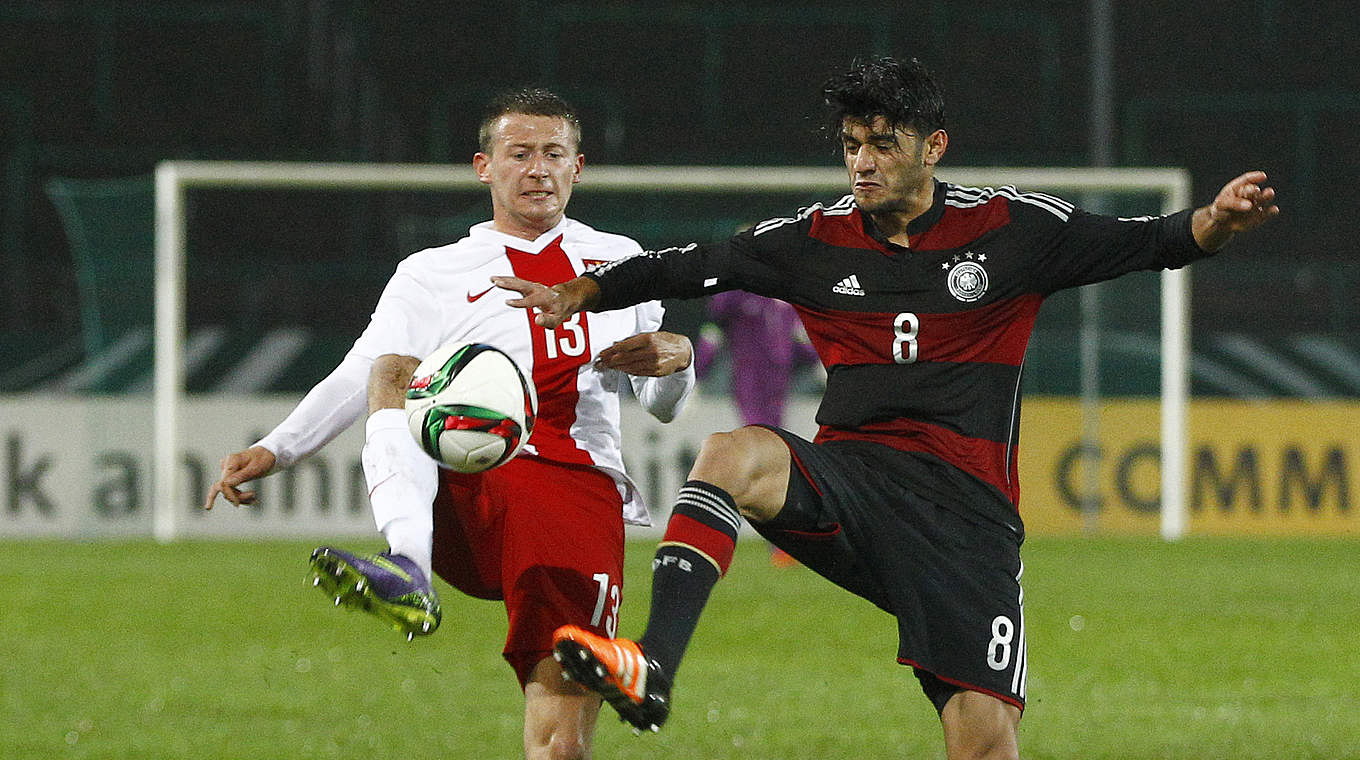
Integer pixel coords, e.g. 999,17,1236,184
755,425,839,538
762,427,823,497
897,656,1025,711
779,524,842,539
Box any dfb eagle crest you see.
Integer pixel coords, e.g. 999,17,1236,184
943,252,989,302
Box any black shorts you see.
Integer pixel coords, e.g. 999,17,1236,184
752,426,1028,713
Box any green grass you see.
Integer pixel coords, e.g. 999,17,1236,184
2,537,1358,759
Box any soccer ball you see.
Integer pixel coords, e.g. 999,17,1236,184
404,342,537,473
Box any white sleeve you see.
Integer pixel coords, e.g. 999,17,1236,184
255,264,444,469
254,353,370,469
627,299,696,423
630,363,695,423
349,266,446,363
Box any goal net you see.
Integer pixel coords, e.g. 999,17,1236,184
150,161,1191,541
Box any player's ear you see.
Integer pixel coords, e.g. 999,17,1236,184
923,130,948,167
572,153,584,184
473,152,492,184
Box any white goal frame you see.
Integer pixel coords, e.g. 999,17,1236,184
154,161,1192,542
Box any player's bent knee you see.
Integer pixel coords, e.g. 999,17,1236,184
690,427,790,522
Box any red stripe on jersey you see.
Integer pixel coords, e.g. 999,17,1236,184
816,419,1020,508
805,196,1011,254
795,294,1041,368
910,196,1011,252
808,208,888,253
505,236,594,466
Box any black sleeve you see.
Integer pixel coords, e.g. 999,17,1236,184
583,215,809,311
1029,207,1210,294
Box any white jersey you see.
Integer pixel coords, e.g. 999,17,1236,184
256,217,695,525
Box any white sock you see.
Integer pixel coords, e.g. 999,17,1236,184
361,408,436,578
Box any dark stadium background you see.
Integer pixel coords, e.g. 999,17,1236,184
2,0,1356,396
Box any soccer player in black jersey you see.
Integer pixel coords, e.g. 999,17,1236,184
495,57,1277,759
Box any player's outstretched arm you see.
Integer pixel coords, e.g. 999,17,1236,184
204,445,276,510
491,275,600,329
1191,170,1280,251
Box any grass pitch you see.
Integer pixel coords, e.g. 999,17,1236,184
1,536,1357,759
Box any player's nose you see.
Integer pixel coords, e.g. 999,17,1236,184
850,144,875,172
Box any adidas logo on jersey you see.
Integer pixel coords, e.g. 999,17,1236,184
832,274,866,296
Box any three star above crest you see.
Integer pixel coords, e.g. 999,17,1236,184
943,252,988,269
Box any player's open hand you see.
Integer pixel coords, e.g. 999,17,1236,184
596,332,694,376
1193,170,1279,250
490,275,599,329
1209,170,1279,232
203,446,276,510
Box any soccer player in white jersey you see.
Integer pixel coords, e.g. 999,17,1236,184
203,89,696,760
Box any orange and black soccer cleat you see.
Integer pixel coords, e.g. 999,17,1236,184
552,625,671,733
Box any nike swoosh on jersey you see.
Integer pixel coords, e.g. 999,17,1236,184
466,285,496,302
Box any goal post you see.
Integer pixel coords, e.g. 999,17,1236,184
153,161,1192,542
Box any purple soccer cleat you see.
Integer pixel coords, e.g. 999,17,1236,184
309,546,441,640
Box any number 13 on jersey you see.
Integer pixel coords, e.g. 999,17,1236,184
543,313,588,360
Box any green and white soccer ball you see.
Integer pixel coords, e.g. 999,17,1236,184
404,342,538,473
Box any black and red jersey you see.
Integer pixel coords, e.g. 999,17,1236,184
587,179,1209,534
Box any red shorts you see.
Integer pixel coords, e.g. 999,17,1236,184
432,455,625,687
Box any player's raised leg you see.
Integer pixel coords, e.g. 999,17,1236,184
553,425,791,731
310,354,442,639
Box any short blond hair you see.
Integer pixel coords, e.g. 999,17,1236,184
478,88,582,153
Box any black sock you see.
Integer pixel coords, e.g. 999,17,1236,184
639,481,741,679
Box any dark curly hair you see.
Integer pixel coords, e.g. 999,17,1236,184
478,88,582,153
821,56,945,140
